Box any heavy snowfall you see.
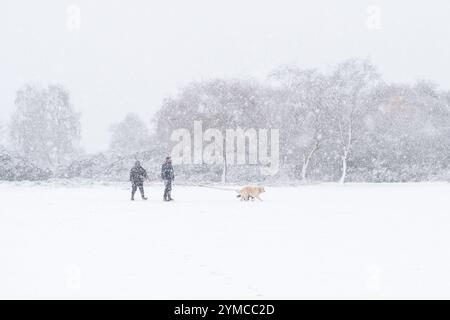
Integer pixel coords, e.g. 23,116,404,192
1,0,450,299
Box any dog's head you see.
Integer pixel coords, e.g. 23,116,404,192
259,187,265,193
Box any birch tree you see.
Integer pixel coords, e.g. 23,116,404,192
270,66,330,180
327,59,380,183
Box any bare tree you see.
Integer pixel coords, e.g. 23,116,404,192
327,59,380,183
270,67,329,180
109,113,151,155
155,79,264,183
10,84,81,169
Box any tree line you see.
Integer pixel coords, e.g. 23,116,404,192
1,59,450,182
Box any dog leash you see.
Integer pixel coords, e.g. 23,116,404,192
193,184,239,192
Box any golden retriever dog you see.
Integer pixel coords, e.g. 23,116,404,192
236,186,265,201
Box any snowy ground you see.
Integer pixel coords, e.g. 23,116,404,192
2,181,450,299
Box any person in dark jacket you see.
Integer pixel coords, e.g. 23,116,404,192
130,160,149,200
161,156,175,201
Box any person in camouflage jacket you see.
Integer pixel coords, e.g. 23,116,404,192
161,156,175,201
130,160,148,200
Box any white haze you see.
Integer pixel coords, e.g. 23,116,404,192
0,0,449,152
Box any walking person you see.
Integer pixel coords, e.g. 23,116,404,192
161,156,175,201
130,160,149,201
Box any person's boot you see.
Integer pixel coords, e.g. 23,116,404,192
131,186,137,201
139,187,147,200
168,192,174,201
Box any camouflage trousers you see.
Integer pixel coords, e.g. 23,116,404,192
131,183,145,199
163,179,172,200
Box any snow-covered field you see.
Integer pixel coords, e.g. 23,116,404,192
1,181,450,299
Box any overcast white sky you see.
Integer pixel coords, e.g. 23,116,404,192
1,0,449,152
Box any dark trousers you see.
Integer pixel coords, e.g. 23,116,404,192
131,183,145,199
163,179,172,200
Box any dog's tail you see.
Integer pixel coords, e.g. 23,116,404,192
236,194,241,198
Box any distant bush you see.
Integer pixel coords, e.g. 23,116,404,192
62,153,109,179
0,152,52,181
62,151,165,181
